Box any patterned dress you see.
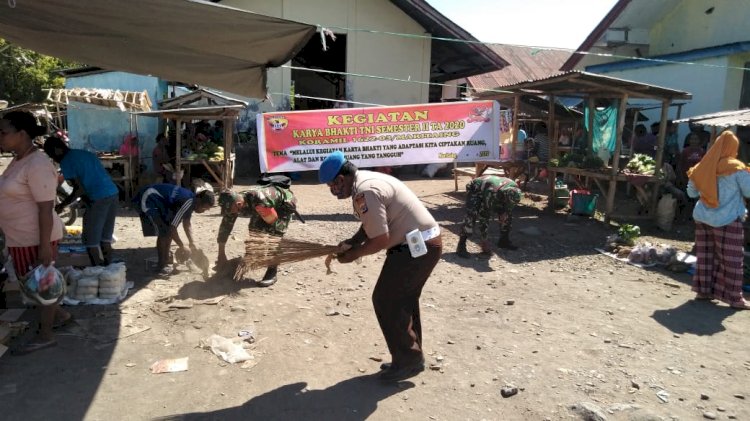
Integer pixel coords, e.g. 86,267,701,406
217,185,297,243
461,175,522,241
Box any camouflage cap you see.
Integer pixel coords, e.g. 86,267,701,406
218,191,240,214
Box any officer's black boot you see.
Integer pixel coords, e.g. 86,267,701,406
456,235,470,258
497,232,518,250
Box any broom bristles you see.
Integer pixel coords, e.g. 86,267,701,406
234,230,339,281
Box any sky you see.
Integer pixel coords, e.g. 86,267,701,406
426,0,619,49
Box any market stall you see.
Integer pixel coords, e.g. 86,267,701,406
476,71,692,220
134,89,247,189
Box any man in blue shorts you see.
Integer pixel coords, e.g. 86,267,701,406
132,184,214,275
43,135,119,266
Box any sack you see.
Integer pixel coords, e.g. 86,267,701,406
258,174,291,189
656,194,677,231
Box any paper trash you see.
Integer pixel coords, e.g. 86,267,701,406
150,357,189,374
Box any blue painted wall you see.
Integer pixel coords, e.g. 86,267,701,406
65,71,167,170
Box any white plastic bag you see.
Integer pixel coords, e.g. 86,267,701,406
201,334,253,364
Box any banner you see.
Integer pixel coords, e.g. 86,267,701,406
257,100,500,173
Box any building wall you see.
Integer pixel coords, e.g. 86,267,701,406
649,0,749,55
65,72,165,169
600,56,731,147
221,0,431,107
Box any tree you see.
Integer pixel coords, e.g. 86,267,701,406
0,39,78,105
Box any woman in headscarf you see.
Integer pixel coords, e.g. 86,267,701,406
0,111,72,354
687,130,750,310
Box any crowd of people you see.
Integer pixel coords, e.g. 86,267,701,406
0,109,748,376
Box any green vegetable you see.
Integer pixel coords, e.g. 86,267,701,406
617,224,641,246
549,158,560,167
626,154,656,174
582,156,604,169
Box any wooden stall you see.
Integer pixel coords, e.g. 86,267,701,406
476,71,692,220
134,89,246,190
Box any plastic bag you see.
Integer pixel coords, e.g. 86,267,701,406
201,334,253,364
21,264,65,306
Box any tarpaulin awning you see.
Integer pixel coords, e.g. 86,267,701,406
0,0,316,99
674,109,750,128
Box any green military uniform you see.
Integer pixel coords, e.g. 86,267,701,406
458,175,522,255
217,185,297,243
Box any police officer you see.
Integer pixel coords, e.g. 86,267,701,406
456,175,522,258
319,151,442,382
216,175,299,287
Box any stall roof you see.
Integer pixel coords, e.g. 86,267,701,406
0,0,316,99
133,105,245,120
476,71,692,101
159,88,248,109
674,109,750,127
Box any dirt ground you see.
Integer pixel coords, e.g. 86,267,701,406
1,169,748,421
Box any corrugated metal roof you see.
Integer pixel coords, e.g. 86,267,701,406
475,70,692,101
674,109,750,127
468,45,570,92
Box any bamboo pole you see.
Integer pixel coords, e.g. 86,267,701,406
606,95,629,219
649,100,670,216
548,95,556,160
511,95,520,161
175,118,183,186
587,97,595,152
223,116,232,189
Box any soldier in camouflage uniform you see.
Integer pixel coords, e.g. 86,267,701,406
457,175,522,258
217,183,298,286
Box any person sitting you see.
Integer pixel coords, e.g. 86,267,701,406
132,184,214,276
119,133,139,157
152,133,173,183
632,124,657,157
678,133,705,188
43,136,120,266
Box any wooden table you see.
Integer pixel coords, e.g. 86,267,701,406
98,154,137,201
182,153,235,189
452,159,536,191
547,166,661,220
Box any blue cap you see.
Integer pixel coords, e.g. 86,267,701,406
319,150,346,183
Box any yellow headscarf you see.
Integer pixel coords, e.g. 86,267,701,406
687,130,747,208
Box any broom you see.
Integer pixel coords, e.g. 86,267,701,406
234,230,340,281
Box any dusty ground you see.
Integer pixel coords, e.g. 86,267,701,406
1,169,748,421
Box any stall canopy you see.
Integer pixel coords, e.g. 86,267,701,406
0,0,316,98
674,109,750,127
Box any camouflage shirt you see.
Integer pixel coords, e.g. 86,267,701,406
461,175,522,240
217,185,297,243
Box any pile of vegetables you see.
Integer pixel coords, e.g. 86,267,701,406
603,223,642,257
618,224,641,246
556,152,585,168
625,154,655,175
581,156,604,170
185,143,225,162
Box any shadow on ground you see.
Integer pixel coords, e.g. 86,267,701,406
651,299,741,336
160,376,413,421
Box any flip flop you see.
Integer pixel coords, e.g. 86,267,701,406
52,314,75,330
11,339,57,356
731,302,750,310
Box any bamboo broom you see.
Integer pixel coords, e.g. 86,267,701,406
234,230,340,281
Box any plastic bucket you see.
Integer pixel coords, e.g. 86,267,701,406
571,192,598,216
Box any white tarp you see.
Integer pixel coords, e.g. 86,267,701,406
0,0,316,98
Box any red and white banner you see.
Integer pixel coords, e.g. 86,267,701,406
257,100,500,173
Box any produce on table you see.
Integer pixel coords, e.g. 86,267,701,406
625,154,655,175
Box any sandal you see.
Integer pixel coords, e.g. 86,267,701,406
11,338,57,356
731,302,750,310
52,314,75,330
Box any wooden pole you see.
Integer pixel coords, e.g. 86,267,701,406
175,118,183,186
649,100,670,216
606,95,629,219
587,97,595,152
511,95,520,161
223,116,233,189
548,95,556,160
628,109,639,157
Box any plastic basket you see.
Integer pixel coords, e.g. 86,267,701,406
571,192,598,216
